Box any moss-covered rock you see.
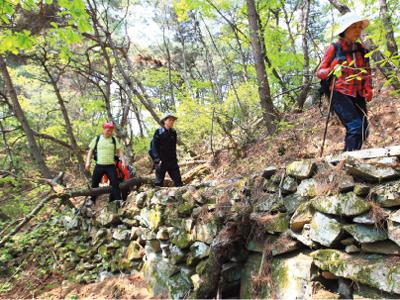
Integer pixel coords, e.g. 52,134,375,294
171,229,192,249
240,252,314,299
310,212,342,247
353,284,400,299
192,221,218,244
286,160,316,180
290,201,314,232
167,272,193,300
387,219,400,246
361,240,400,255
139,207,163,230
312,192,371,216
256,194,284,212
288,224,316,248
264,212,290,234
354,184,370,197
297,178,317,198
311,249,400,294
190,242,210,260
346,160,400,183
283,193,307,215
246,233,300,256
170,245,187,264
343,224,387,243
372,180,400,207
177,201,194,216
97,205,120,226
126,241,144,260
281,176,298,194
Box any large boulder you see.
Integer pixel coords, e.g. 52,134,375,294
310,212,342,247
311,249,400,294
311,192,371,216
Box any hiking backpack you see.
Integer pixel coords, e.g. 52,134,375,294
319,42,367,99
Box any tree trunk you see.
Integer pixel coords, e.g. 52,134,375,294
379,0,398,56
162,23,176,108
0,55,52,178
296,0,312,109
41,61,89,178
0,119,15,171
246,0,276,133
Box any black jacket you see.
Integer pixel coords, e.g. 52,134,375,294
150,127,178,163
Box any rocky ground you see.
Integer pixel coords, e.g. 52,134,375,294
1,154,400,299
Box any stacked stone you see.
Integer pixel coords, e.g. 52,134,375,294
3,156,400,299
242,157,400,299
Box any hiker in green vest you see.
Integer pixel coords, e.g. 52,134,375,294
85,122,126,206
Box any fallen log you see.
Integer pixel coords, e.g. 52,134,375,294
62,177,154,198
325,145,400,164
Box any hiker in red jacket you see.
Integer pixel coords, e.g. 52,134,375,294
102,160,133,201
317,13,372,152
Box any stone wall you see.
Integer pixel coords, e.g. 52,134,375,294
2,156,400,299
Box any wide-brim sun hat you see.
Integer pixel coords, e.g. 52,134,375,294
161,113,178,123
334,13,369,36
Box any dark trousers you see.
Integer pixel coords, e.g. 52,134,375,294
109,178,129,202
155,161,183,187
332,91,368,152
91,164,122,202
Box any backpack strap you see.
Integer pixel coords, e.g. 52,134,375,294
111,136,116,153
93,135,101,162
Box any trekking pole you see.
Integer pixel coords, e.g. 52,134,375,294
320,76,337,158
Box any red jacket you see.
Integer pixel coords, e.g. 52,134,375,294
317,38,373,101
102,161,129,183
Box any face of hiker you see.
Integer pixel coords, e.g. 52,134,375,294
103,127,113,137
164,118,176,129
344,22,364,42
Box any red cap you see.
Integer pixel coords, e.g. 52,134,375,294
103,122,115,129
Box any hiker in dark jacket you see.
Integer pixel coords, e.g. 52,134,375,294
150,114,183,187
85,122,126,205
317,13,373,152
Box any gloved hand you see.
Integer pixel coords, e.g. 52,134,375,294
330,58,342,72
